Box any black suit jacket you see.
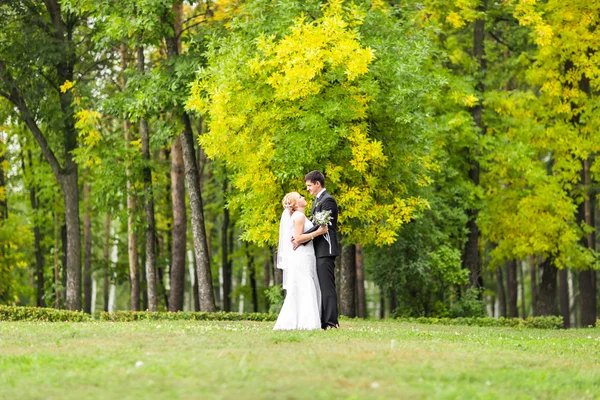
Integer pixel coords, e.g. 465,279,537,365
304,190,341,258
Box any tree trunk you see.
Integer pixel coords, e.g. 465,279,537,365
53,212,62,309
355,244,366,318
519,260,526,317
103,213,110,312
390,289,397,315
190,250,200,311
507,259,518,318
340,245,356,318
137,45,158,312
83,184,92,314
379,285,385,318
537,257,558,316
168,136,187,311
61,169,81,310
463,0,487,293
183,121,216,312
26,152,46,307
579,158,597,327
263,247,271,311
120,45,140,311
529,256,537,316
495,266,506,318
108,224,118,312
247,246,258,313
126,154,140,312
0,146,6,219
61,222,67,302
221,178,232,312
559,268,570,328
33,210,45,307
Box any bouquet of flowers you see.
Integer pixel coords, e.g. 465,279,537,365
313,210,333,227
312,210,333,252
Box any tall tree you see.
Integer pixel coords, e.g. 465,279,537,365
136,45,158,312
0,0,88,310
164,1,216,311
169,136,186,311
119,45,140,311
340,245,356,318
355,244,366,318
507,260,518,318
463,0,487,292
83,183,92,313
496,266,507,318
221,177,232,311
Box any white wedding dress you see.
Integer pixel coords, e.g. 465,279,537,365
273,211,322,330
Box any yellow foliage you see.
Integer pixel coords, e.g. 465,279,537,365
60,80,74,93
75,109,102,147
446,12,465,29
462,94,479,108
253,2,375,101
189,3,431,246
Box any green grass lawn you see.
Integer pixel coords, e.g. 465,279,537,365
1,319,599,399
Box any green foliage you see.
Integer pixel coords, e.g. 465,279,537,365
396,315,564,329
264,284,284,314
0,306,91,322
100,310,276,322
448,288,487,318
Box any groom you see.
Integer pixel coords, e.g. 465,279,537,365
292,170,340,329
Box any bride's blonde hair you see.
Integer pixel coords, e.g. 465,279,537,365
282,192,301,215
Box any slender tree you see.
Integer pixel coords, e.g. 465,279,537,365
0,1,86,310
83,183,92,313
340,245,357,318
355,244,366,318
507,260,518,318
169,136,187,311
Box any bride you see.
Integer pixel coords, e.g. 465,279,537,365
273,192,328,330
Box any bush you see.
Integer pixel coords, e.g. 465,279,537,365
100,310,277,322
264,284,284,314
395,315,564,329
449,288,487,318
0,305,91,322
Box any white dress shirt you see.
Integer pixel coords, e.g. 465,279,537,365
316,188,326,200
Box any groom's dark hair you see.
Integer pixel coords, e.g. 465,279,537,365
305,170,325,187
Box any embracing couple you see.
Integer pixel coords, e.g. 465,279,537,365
274,170,341,331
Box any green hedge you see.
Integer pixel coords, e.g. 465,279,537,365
1,306,595,329
100,310,278,322
0,305,91,322
395,316,565,329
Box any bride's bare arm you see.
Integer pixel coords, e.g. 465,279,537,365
293,213,328,244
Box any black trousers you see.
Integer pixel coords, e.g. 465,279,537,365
316,256,339,329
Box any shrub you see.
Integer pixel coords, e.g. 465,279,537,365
395,315,564,329
449,288,487,318
0,305,91,322
264,284,284,314
100,310,278,322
